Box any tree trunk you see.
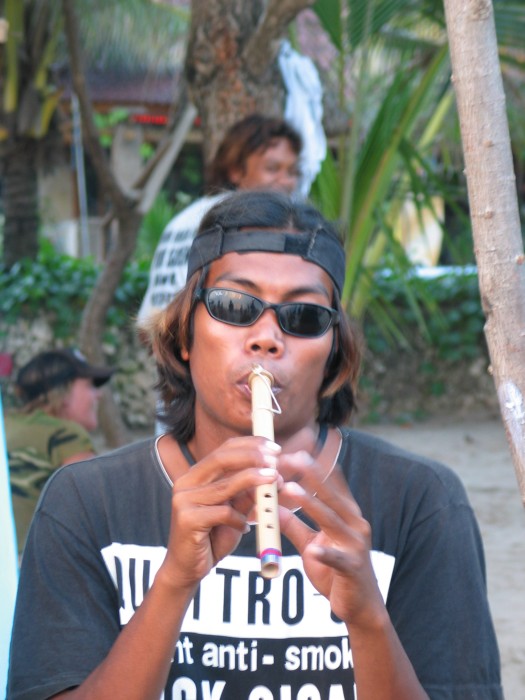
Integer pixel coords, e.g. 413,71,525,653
443,0,525,503
61,0,314,446
1,137,39,267
78,208,142,447
186,0,313,162
62,0,194,448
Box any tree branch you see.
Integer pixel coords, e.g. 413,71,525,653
138,101,197,214
61,0,132,211
243,0,314,78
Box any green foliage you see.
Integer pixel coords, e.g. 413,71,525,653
314,0,444,52
310,0,453,333
363,267,486,362
0,241,148,339
1,244,485,362
93,108,130,148
1,0,63,134
311,0,525,350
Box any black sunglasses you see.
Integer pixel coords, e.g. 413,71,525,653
196,287,339,338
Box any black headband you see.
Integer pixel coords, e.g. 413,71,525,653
186,228,346,296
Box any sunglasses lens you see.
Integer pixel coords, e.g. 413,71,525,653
279,304,331,337
206,289,262,325
203,289,336,338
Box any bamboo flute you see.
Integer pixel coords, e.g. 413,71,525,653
248,365,282,578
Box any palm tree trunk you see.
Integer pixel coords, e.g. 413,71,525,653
2,137,39,267
186,0,311,161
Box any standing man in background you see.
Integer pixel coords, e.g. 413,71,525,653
137,114,302,327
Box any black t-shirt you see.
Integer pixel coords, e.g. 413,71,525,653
7,429,503,699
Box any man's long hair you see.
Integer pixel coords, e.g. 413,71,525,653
205,115,302,194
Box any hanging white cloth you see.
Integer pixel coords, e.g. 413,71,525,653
278,39,327,197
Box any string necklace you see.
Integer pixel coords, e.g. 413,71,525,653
177,423,329,468
155,425,342,493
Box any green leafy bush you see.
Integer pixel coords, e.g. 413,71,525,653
1,242,149,338
363,266,486,361
2,246,486,361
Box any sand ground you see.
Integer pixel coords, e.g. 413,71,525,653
364,415,525,699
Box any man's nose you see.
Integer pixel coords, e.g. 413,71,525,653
245,309,285,356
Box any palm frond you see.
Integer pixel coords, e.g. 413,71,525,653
494,2,525,48
76,0,189,74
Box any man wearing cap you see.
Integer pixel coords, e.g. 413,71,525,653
7,192,502,699
5,348,114,554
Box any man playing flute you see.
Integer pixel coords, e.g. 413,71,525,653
8,190,503,700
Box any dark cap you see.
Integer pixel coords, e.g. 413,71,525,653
16,348,114,402
186,227,346,296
